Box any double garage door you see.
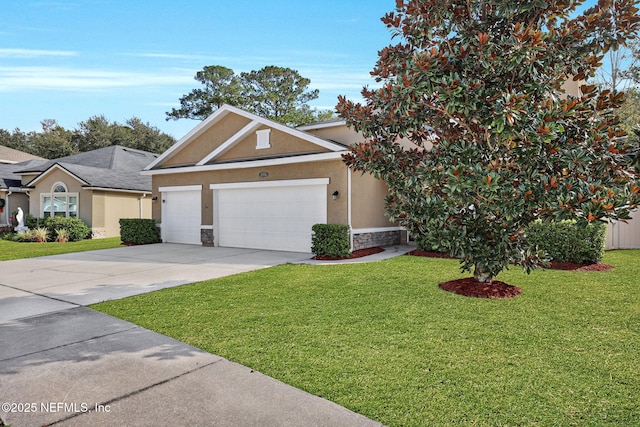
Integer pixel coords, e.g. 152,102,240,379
162,179,328,252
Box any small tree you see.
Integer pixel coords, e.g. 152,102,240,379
337,0,640,284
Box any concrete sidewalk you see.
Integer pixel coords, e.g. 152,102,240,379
0,244,384,426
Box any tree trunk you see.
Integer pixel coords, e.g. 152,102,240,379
473,264,493,283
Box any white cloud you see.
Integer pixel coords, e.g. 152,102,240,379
0,66,193,92
0,48,77,58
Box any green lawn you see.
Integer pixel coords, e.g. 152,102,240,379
93,250,640,426
0,237,123,261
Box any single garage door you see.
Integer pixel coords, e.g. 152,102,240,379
213,179,328,252
161,186,201,245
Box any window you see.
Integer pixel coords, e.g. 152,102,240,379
41,182,78,218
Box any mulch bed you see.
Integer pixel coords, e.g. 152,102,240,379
407,250,614,272
439,278,522,299
407,249,455,259
408,250,614,299
547,261,615,272
313,247,384,260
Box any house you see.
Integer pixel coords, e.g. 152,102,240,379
145,103,640,252
142,105,403,252
1,146,157,237
0,146,44,226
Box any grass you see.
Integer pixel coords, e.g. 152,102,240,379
92,250,640,426
0,237,123,261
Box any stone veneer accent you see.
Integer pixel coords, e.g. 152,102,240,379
352,230,403,251
91,228,106,239
201,228,214,246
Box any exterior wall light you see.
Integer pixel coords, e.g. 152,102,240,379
332,191,339,200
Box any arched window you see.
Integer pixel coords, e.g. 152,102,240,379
42,182,78,218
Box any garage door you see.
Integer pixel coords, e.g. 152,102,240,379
213,179,328,252
161,186,201,245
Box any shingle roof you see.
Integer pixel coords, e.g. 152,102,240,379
0,145,45,164
0,163,23,189
21,146,158,192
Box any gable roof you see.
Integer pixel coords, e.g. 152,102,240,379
22,146,157,192
0,145,45,164
145,104,348,171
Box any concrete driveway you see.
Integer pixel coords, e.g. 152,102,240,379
0,244,382,427
0,244,312,321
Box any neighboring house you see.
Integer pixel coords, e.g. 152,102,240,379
1,146,157,237
143,105,403,252
0,146,44,226
0,145,45,165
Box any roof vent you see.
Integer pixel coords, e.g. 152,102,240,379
256,129,271,149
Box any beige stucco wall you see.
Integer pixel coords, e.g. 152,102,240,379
351,171,396,229
92,192,152,238
152,159,349,228
561,78,582,97
304,126,365,146
163,114,253,167
21,173,40,186
217,126,329,162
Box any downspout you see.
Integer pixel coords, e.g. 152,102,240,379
347,166,353,251
139,194,146,218
5,190,11,225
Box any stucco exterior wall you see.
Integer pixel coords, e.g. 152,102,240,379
93,192,151,238
162,115,253,167
304,126,365,145
350,171,395,229
21,173,38,186
152,159,349,228
217,126,329,162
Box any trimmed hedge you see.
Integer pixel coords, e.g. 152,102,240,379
527,220,606,264
311,224,351,258
120,218,160,245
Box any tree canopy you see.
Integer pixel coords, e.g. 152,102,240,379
166,65,333,126
0,117,175,159
337,0,640,284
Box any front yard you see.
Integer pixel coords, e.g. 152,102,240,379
93,250,639,426
0,237,122,261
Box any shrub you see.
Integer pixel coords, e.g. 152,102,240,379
311,224,351,258
25,213,44,229
119,218,160,245
43,217,90,242
55,228,70,242
32,227,49,243
415,234,451,253
527,220,606,265
15,230,33,242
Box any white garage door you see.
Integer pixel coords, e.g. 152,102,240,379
161,187,201,245
213,179,328,252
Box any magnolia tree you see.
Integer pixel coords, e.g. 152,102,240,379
337,0,640,284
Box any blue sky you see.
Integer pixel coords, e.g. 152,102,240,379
0,0,393,138
1,0,600,139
